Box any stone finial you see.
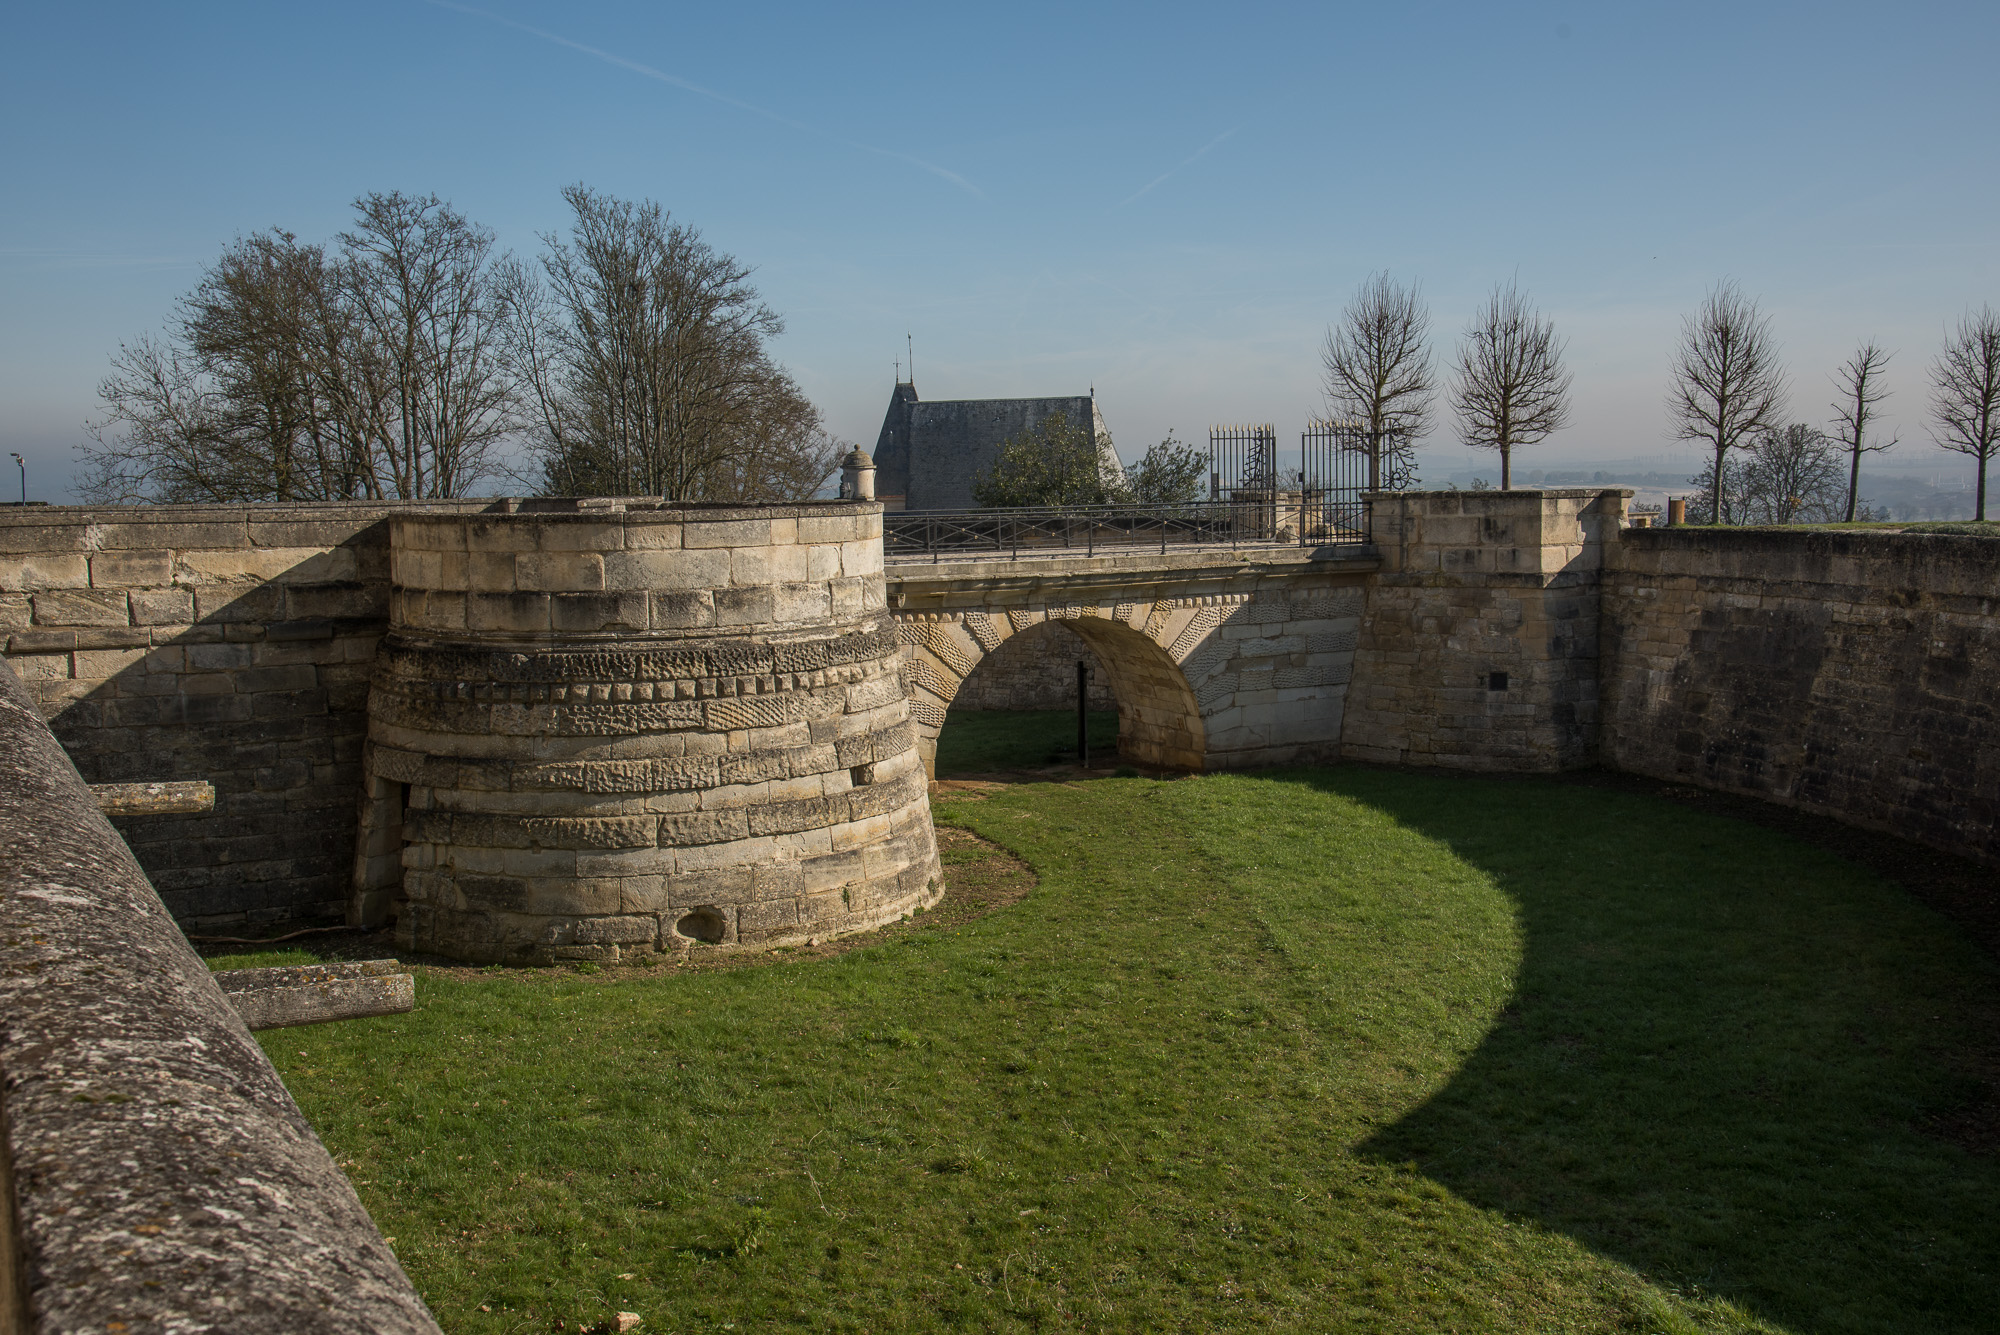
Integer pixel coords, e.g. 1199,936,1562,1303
840,448,877,502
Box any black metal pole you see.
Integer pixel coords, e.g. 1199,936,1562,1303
1076,660,1089,770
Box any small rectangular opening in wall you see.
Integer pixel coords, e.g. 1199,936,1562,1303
850,764,876,788
1488,672,1509,692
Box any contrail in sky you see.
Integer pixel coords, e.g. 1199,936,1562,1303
425,0,982,197
1119,128,1240,207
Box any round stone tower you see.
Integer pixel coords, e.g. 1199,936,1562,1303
365,500,939,964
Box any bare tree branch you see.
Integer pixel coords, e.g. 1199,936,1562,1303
1667,280,1788,524
340,192,515,499
1829,341,1898,523
1450,282,1571,489
1930,305,2000,521
1321,272,1433,491
525,185,801,500
1741,423,1845,524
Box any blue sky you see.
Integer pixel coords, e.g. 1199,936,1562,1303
4,1,1995,500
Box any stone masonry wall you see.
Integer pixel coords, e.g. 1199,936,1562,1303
1601,527,2000,864
371,503,940,963
0,500,498,932
1343,489,1629,771
950,620,1115,712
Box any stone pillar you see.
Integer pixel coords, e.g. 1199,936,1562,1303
839,448,877,502
1341,488,1629,772
363,500,940,964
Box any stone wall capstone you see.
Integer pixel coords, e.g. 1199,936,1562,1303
0,657,438,1333
368,502,942,963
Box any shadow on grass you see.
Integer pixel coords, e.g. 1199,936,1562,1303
935,708,1118,775
1276,767,2000,1334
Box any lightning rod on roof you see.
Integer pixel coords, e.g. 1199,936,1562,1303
907,333,914,388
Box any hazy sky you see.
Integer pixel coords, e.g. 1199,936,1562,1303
4,0,1995,501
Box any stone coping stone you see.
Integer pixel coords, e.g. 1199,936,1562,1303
886,546,1379,585
0,658,440,1334
1361,487,1635,501
89,779,216,816
213,962,417,1032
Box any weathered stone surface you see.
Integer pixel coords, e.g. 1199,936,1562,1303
214,960,416,1029
1339,489,1627,772
1602,526,2000,864
89,779,215,815
0,658,439,1333
885,545,1377,773
372,503,940,961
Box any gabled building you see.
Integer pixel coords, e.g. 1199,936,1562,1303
871,380,1116,510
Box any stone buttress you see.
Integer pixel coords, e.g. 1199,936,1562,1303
361,502,940,963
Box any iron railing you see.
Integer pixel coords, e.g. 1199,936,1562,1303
883,499,1370,561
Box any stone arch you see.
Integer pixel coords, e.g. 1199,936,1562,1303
949,620,1115,712
897,600,1211,773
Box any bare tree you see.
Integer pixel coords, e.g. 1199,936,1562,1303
81,231,374,503
1321,272,1433,490
695,369,844,503
1829,342,1897,522
80,334,226,503
1668,280,1788,524
522,185,788,499
1930,305,2000,521
80,198,513,503
340,192,516,499
1741,423,1844,524
1684,454,1749,525
1450,282,1571,488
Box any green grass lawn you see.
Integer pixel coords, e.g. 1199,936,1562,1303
259,765,2000,1333
933,708,1119,775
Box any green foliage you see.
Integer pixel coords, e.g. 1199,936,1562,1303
971,414,1121,508
1901,520,2000,537
1122,431,1208,505
272,766,2000,1333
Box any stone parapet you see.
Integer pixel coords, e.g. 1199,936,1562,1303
0,657,438,1333
367,502,940,962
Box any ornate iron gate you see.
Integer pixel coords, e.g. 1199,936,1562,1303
1208,424,1280,540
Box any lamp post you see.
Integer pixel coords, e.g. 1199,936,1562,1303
8,454,21,505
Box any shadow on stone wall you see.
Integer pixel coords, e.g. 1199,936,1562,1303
1268,769,2000,1331
951,620,1115,712
9,524,394,933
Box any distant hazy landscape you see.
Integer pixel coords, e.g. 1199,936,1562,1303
1406,453,1985,521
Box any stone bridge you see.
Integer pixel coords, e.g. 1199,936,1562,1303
886,546,1379,772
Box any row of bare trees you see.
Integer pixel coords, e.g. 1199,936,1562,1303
80,188,841,504
1322,275,2000,522
1322,275,1570,492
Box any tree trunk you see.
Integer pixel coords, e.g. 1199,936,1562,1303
1713,444,1728,524
1845,444,1862,523
1500,446,1511,490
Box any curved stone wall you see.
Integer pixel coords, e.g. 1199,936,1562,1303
367,502,939,964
